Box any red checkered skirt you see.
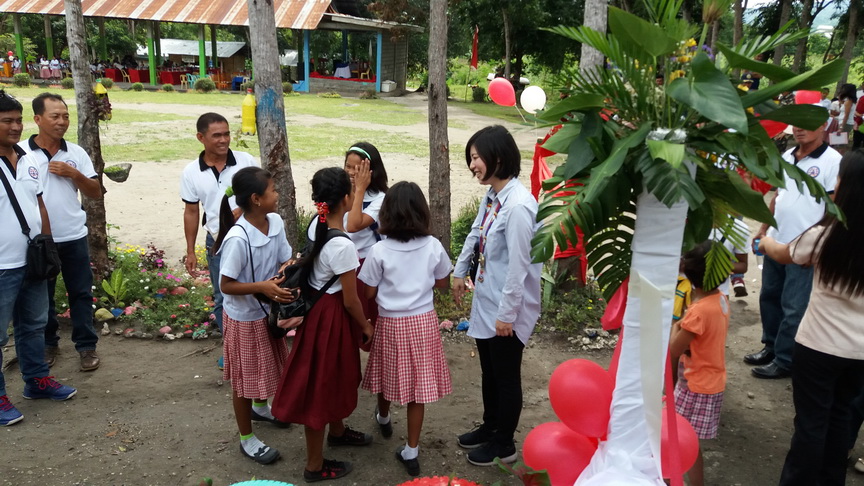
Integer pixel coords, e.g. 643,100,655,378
271,292,363,430
222,312,290,399
674,380,724,439
361,310,452,404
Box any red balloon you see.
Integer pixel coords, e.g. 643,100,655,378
6,51,12,57
488,78,516,107
549,359,613,437
759,119,788,138
660,412,700,478
795,90,821,105
524,422,598,486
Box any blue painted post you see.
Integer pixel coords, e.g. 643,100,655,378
341,30,348,62
302,30,310,93
375,31,382,92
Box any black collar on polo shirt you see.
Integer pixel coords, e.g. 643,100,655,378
197,149,237,172
0,144,28,177
791,142,829,163
28,134,68,159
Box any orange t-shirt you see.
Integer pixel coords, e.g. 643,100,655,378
680,292,729,394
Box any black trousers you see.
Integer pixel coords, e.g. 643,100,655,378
476,335,525,446
779,343,864,486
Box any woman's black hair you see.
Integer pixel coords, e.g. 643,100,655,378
377,181,431,242
682,240,716,291
465,125,521,181
211,167,272,253
838,83,857,102
301,167,353,275
808,149,864,296
346,141,388,193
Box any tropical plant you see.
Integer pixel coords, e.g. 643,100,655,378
101,268,129,308
161,83,174,92
529,0,844,481
194,77,217,92
60,77,75,89
12,73,30,87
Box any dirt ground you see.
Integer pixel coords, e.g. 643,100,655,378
3,93,864,486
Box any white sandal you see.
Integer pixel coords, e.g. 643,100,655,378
854,458,864,474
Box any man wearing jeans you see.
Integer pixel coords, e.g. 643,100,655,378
181,113,257,368
0,90,76,427
18,93,103,371
745,122,840,379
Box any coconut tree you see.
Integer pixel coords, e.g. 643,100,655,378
530,0,843,481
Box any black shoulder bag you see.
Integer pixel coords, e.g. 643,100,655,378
0,165,60,281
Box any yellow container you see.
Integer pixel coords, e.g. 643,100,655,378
241,89,256,135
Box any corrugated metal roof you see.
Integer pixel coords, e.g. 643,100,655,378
0,0,331,29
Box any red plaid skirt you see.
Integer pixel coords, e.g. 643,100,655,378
271,292,363,430
222,312,289,399
361,310,452,404
674,380,724,439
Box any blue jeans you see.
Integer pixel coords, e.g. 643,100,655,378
759,255,814,370
205,233,224,333
46,236,97,352
0,266,50,397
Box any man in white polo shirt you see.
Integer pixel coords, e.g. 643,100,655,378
19,93,103,372
745,121,841,379
181,113,258,368
0,90,77,427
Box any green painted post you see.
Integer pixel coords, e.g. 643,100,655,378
44,16,55,59
98,18,108,60
13,14,25,63
210,25,218,69
154,22,161,61
198,25,206,77
146,22,157,85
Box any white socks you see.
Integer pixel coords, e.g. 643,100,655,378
376,411,391,425
241,434,270,456
253,402,275,420
401,443,419,460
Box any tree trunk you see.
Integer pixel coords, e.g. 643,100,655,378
64,0,109,278
247,0,298,244
823,30,836,64
502,8,511,79
792,0,815,73
581,0,608,78
427,0,451,255
773,0,793,66
710,20,720,54
732,0,746,78
837,0,861,91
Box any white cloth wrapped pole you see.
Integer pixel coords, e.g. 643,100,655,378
577,187,689,485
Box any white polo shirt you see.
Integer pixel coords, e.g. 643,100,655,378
769,143,841,244
358,236,452,318
180,150,258,237
218,213,292,322
348,190,385,258
0,146,44,269
18,136,97,243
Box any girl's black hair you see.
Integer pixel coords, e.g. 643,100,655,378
377,181,431,242
346,141,388,194
838,83,858,102
301,167,353,276
465,125,521,181
808,149,864,296
211,167,272,253
682,240,716,291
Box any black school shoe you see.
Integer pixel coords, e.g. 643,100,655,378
239,442,280,465
395,445,421,476
304,459,353,482
467,441,518,467
457,425,496,449
250,409,291,428
327,426,373,446
375,407,393,438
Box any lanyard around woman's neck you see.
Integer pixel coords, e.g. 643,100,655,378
478,197,503,255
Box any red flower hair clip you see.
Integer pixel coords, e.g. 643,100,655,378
315,202,329,222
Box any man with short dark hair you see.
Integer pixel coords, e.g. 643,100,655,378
0,90,77,427
18,93,103,372
181,113,258,368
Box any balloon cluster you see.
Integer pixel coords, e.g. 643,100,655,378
488,78,547,114
523,358,700,485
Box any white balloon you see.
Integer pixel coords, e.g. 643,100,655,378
520,85,547,114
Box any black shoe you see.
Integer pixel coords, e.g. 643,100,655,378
304,459,353,482
395,445,421,476
239,442,280,464
743,347,775,366
467,441,518,467
375,407,393,438
752,362,791,379
457,425,496,450
327,426,373,447
251,409,291,428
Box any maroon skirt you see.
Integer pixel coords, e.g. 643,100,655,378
357,258,378,352
271,291,362,430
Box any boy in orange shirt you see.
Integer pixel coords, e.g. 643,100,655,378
670,241,730,486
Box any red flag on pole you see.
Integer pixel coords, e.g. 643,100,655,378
470,25,479,70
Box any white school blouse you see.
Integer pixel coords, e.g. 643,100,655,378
358,236,452,318
218,213,291,321
308,236,359,294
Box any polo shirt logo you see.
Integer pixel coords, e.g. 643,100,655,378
28,166,38,179
807,166,820,177
65,160,77,169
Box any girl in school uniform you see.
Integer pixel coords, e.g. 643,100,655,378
359,181,453,477
272,167,375,483
212,167,296,465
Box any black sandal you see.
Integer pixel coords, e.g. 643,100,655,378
304,459,353,482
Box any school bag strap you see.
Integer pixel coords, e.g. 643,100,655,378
0,162,34,241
